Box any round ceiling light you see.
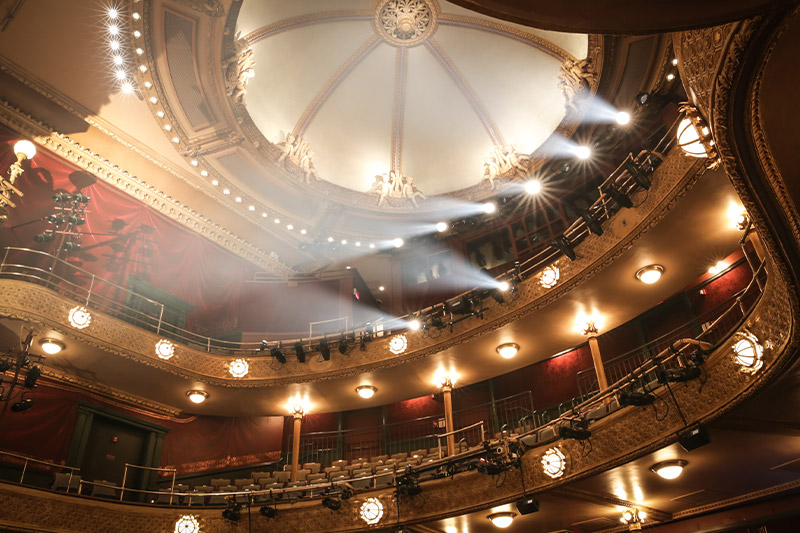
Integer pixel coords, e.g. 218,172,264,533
496,342,520,359
68,306,92,329
487,512,516,528
155,339,175,360
635,264,664,284
39,338,65,355
186,390,208,404
356,385,377,399
228,358,249,378
651,459,687,480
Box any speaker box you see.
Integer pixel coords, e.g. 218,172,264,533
678,424,710,451
515,496,539,515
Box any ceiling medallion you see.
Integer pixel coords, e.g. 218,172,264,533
374,0,439,47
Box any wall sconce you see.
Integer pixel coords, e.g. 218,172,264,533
539,265,560,288
388,334,408,355
732,331,763,373
620,508,646,531
581,320,599,336
541,447,566,479
68,306,92,329
287,395,311,418
228,358,249,378
677,105,716,159
155,339,175,360
8,140,36,183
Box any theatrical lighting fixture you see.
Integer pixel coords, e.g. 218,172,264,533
270,345,286,364
579,208,603,236
436,221,448,232
186,390,208,404
524,180,541,194
635,264,664,284
294,341,306,363
656,365,701,383
635,91,652,107
408,319,421,331
228,358,249,378
174,515,200,533
356,385,377,399
155,339,175,360
359,498,384,525
259,340,267,352
259,505,277,518
558,419,591,441
619,390,656,406
396,473,421,496
33,231,56,243
497,281,510,292
0,360,10,373
68,306,92,329
616,111,631,125
318,338,331,361
622,156,653,190
496,343,519,359
606,184,633,208
392,237,404,248
574,146,591,160
677,105,715,158
651,459,687,480
222,499,242,521
24,366,41,388
337,338,348,354
322,496,342,510
11,396,34,413
52,192,72,203
62,242,81,252
550,235,576,261
38,339,65,355
541,447,566,479
732,332,764,373
388,334,408,355
482,202,496,214
539,265,560,288
487,512,516,528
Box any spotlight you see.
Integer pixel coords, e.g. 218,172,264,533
619,390,656,407
550,235,576,261
73,193,90,204
322,496,341,510
622,156,652,190
558,420,591,441
487,512,516,528
11,397,34,412
656,366,701,383
46,214,65,226
270,345,286,364
482,202,496,214
635,91,652,107
67,215,86,226
52,192,72,203
524,180,541,194
579,209,603,236
337,338,348,354
319,338,331,361
605,185,633,208
392,237,404,248
435,221,448,232
24,366,41,388
222,500,242,521
260,505,277,518
34,231,56,243
408,319,420,331
616,111,631,125
62,242,81,252
294,341,305,363
259,340,267,352
396,474,421,496
574,146,591,160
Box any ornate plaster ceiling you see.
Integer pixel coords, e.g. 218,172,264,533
235,0,589,201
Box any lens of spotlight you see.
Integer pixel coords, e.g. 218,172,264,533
497,281,510,291
409,319,420,331
524,180,541,194
616,111,631,125
436,222,448,232
392,237,404,248
482,202,496,214
574,146,591,160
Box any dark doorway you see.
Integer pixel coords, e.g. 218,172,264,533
80,415,149,498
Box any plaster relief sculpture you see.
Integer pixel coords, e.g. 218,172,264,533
371,171,427,208
275,133,321,183
558,58,594,115
483,145,531,188
224,33,255,103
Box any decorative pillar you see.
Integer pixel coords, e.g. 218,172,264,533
441,376,456,456
583,321,609,393
289,405,304,483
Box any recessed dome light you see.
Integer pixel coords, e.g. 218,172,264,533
356,385,377,399
616,111,631,125
482,202,496,214
496,342,519,359
635,264,664,284
651,459,687,480
39,339,65,355
487,512,516,528
436,221,448,232
574,145,591,159
186,390,208,404
524,180,541,194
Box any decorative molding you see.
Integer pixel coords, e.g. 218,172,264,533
0,99,293,278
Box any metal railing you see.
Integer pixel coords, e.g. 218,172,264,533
0,450,80,487
435,421,486,459
120,463,176,502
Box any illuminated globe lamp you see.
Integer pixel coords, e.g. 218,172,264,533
355,385,377,399
651,459,687,480
732,332,764,374
620,508,646,531
8,140,37,183
677,105,716,159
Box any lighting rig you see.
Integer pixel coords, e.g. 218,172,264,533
477,435,523,477
33,192,91,257
0,330,45,416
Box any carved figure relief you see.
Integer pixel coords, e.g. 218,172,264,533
275,133,321,184
224,33,255,103
483,145,531,188
558,58,594,115
370,171,427,207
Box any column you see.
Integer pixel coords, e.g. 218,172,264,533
584,322,609,393
290,409,303,483
442,378,455,456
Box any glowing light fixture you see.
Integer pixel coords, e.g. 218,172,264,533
39,339,65,355
482,202,497,214
487,512,516,528
228,358,249,378
359,498,384,525
732,332,763,373
581,320,598,336
574,146,591,160
672,58,679,66
408,319,421,331
496,342,519,359
287,395,311,417
728,201,749,230
121,81,134,94
497,281,510,292
635,264,664,284
356,385,377,399
651,459,687,480
436,221,448,232
68,306,92,329
616,111,631,125
174,515,199,533
621,508,646,525
677,105,715,158
541,447,566,478
708,261,728,275
108,24,119,36
13,140,36,161
186,390,208,404
539,265,560,288
392,237,404,248
434,370,456,389
388,334,408,355
155,339,175,360
378,285,385,291
524,180,541,194
667,73,675,81
107,8,119,19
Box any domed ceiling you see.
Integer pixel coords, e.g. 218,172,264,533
235,0,589,202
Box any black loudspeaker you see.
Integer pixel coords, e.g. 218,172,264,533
516,496,539,515
678,424,710,452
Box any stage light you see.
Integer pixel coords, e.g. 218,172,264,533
260,505,277,518
487,512,516,528
496,343,519,359
319,338,331,361
337,338,348,354
295,341,306,363
436,221,448,232
482,202,496,214
574,146,591,160
186,390,208,404
107,7,119,19
524,180,541,194
558,420,591,441
34,229,55,241
622,156,653,190
550,235,576,261
651,459,687,480
24,366,41,388
616,111,631,125
322,496,341,510
52,192,72,203
619,390,656,406
408,319,420,331
356,385,377,399
497,281,510,292
393,237,404,248
271,346,286,364
635,264,664,284
39,339,65,355
121,81,135,94
579,209,603,236
222,500,242,521
11,397,34,412
62,242,81,252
